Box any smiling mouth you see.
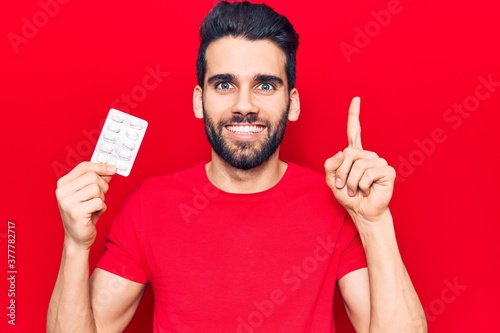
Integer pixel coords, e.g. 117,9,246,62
225,124,266,135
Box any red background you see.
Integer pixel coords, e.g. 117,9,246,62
1,0,499,332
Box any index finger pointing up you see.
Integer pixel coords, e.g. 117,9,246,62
347,96,363,149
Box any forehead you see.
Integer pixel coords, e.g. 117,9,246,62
205,36,286,81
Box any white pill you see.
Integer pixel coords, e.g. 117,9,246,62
126,130,139,140
130,120,143,130
96,154,109,163
108,124,120,133
103,133,116,143
115,161,128,171
99,144,113,154
112,113,125,123
118,150,132,161
123,141,135,151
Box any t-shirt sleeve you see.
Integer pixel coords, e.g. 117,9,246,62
96,186,148,284
336,213,367,281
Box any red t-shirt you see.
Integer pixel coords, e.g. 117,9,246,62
96,162,367,332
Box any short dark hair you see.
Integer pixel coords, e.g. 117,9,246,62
197,1,299,91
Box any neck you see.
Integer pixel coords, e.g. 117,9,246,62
206,148,287,194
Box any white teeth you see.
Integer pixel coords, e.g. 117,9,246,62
226,125,264,134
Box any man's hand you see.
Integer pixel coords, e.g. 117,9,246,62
55,162,116,250
49,162,145,333
325,97,396,223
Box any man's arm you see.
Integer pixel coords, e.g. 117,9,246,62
338,268,370,333
338,214,427,332
325,97,427,332
47,162,145,333
47,247,145,332
90,269,145,332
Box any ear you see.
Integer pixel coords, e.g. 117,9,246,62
287,88,300,122
193,85,204,119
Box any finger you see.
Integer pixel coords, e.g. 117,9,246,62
56,171,110,201
358,165,396,196
334,148,378,189
346,158,388,196
101,175,113,183
324,152,344,176
59,182,106,212
75,183,106,204
57,162,116,188
347,96,362,149
72,197,106,220
92,201,108,223
59,186,106,226
80,198,107,224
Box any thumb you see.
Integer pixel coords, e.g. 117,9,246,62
324,151,344,180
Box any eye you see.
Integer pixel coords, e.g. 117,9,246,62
216,82,233,91
258,83,275,92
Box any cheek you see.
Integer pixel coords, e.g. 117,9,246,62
258,97,288,121
204,92,234,114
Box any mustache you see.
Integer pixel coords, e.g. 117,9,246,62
226,113,260,124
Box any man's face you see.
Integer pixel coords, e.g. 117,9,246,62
194,36,299,170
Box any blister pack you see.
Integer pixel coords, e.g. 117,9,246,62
90,108,148,176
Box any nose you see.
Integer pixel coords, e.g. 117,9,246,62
232,88,259,116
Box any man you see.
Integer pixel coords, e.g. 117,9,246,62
47,1,427,332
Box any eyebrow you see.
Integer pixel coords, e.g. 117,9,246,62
206,73,284,86
254,74,284,86
207,74,236,85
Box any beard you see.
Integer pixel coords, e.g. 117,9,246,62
203,102,290,170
